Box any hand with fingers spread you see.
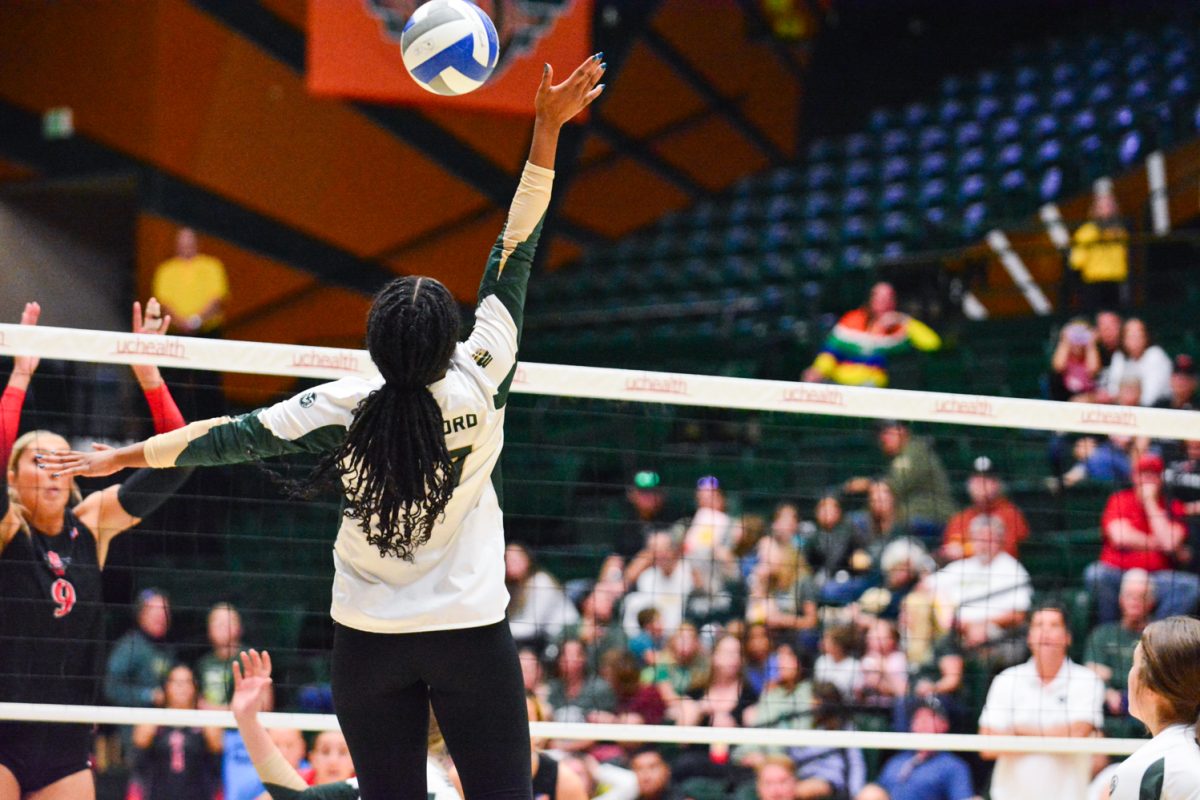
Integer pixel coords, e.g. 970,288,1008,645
529,53,606,169
131,298,173,390
37,441,138,479
231,649,274,724
535,53,605,129
10,301,42,389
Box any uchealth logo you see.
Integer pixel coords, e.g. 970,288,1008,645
290,350,361,373
782,385,846,407
1079,408,1138,428
932,398,996,418
624,375,689,396
366,0,570,80
512,366,528,385
114,337,187,360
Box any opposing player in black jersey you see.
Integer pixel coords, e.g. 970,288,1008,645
0,300,193,800
133,664,223,800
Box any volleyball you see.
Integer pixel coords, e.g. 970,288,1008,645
401,0,500,96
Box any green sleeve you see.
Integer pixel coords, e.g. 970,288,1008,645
175,412,345,467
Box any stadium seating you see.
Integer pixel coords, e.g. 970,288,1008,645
524,22,1200,377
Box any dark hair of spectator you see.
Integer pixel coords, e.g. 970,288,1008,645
811,681,849,730
1138,616,1200,734
601,648,644,700
636,607,661,629
826,624,863,658
1030,600,1070,630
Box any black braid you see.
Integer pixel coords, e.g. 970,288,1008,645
303,277,460,561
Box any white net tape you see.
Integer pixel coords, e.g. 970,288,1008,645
0,703,1145,755
1,322,1196,439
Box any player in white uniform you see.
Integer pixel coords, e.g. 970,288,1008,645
47,56,606,800
1108,616,1200,800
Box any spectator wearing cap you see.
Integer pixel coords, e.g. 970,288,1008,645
616,470,670,558
1154,353,1198,411
1083,568,1154,738
856,697,978,800
1084,453,1200,623
846,421,957,546
1103,318,1172,406
681,476,741,626
941,457,1030,563
977,604,1104,800
925,515,1031,665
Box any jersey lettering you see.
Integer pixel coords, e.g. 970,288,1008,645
50,578,76,618
442,414,479,435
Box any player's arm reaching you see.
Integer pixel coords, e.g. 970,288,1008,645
40,375,364,479
231,649,360,800
465,54,605,408
0,303,41,549
68,300,195,563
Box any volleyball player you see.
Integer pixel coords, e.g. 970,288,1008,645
47,55,606,799
1108,616,1200,800
230,649,459,800
0,299,193,800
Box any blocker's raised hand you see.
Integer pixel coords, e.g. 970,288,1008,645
535,53,606,128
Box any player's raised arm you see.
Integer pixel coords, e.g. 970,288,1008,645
467,55,605,403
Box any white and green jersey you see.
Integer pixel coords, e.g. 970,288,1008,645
1109,724,1200,800
142,161,554,634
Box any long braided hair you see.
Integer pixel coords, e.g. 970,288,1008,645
306,276,460,561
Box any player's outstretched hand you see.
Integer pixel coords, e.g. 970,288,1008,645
37,443,122,478
12,301,42,379
231,649,274,722
133,298,171,337
535,53,605,128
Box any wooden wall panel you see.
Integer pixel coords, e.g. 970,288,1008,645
598,43,706,139
562,159,691,238
652,116,769,192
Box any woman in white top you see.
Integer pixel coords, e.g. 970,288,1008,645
1109,616,1200,800
1105,318,1173,406
46,57,606,800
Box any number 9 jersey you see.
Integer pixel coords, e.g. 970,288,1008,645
0,508,103,705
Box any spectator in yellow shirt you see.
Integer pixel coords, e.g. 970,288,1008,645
1069,190,1129,311
152,228,229,336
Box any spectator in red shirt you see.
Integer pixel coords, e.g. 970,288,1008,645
940,456,1030,562
1084,454,1200,623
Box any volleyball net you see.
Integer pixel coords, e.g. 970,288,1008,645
2,321,1193,766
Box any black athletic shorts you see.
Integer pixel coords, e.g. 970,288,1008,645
0,721,93,793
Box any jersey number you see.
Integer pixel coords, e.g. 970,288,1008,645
449,446,473,487
50,578,76,618
169,730,186,773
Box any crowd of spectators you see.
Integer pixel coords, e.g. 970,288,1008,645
483,393,1199,800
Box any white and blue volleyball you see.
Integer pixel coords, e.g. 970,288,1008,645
401,0,500,96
